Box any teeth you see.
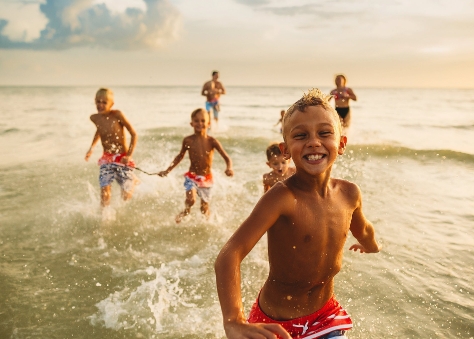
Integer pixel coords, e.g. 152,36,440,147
307,154,323,161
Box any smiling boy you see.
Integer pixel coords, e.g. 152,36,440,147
263,143,295,193
215,89,380,339
158,108,233,223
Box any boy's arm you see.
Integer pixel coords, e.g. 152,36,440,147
158,139,188,177
349,185,380,253
85,130,100,161
213,138,233,177
116,111,137,164
215,186,292,339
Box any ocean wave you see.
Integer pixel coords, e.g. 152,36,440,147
348,144,474,164
0,128,20,135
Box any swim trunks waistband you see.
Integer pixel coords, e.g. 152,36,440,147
184,172,213,188
248,295,352,339
98,152,135,167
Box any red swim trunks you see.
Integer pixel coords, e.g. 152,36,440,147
98,152,135,167
247,295,352,339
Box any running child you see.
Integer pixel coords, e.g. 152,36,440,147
85,88,138,208
275,109,285,134
330,74,357,128
215,88,380,339
158,108,233,223
263,143,295,193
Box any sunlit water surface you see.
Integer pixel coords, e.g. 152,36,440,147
1,86,473,338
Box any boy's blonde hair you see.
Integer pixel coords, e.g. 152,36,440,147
96,88,114,100
191,108,208,119
282,88,341,139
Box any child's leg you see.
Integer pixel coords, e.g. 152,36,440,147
176,189,196,223
101,185,111,207
118,166,137,201
342,111,351,128
200,199,210,218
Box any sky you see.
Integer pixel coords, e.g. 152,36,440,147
1,0,474,88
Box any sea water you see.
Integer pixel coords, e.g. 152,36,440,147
0,86,473,338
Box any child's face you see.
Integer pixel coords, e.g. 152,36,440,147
335,76,345,87
190,111,210,132
95,95,114,113
267,154,290,175
280,106,346,176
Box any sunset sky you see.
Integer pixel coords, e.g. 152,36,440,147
1,0,473,88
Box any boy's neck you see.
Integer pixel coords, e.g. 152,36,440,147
291,169,332,196
194,129,208,137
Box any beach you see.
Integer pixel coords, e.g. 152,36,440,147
0,85,473,338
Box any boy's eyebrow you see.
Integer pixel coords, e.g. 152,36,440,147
289,122,334,132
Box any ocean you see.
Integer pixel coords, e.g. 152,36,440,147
0,86,473,338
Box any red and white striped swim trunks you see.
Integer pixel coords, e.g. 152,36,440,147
247,295,352,339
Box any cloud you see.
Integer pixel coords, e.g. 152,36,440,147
0,0,181,50
234,0,270,7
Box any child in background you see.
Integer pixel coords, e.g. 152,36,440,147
158,108,233,223
263,143,295,193
275,109,285,133
330,74,357,128
85,88,138,208
215,89,380,339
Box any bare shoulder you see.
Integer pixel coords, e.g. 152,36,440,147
266,180,295,204
209,135,222,147
332,178,361,204
110,109,124,118
90,113,99,122
183,134,195,144
262,171,272,183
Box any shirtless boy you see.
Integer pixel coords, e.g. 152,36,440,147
263,143,295,193
215,89,380,339
201,71,226,124
330,74,357,128
85,88,138,208
158,108,233,223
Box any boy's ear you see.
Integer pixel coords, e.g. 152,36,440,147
266,161,271,168
338,135,347,155
279,142,291,160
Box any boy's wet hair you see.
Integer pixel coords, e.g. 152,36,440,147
282,88,341,139
96,88,114,100
212,70,219,76
191,108,207,119
266,143,282,160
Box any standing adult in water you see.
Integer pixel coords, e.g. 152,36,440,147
330,74,357,128
201,71,226,126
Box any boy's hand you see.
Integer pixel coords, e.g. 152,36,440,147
120,156,130,165
224,321,291,339
85,150,92,161
349,243,381,253
225,168,234,177
157,171,168,177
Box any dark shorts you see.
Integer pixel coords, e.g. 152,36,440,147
335,107,350,119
